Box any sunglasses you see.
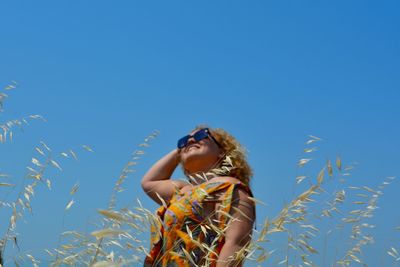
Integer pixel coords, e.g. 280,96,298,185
177,128,221,149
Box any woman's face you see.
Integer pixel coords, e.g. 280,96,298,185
179,129,223,175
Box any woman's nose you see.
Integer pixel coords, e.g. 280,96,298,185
187,136,196,145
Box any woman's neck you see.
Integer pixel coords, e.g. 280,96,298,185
187,172,219,185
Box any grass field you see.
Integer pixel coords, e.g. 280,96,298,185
1,84,399,266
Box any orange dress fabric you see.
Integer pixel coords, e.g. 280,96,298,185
144,180,254,267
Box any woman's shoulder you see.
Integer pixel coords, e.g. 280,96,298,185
207,176,249,188
207,176,253,196
171,179,191,189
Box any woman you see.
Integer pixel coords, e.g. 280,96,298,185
142,126,256,267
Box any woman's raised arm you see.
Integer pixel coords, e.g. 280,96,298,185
141,149,189,205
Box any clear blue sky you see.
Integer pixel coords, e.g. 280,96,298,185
1,1,399,266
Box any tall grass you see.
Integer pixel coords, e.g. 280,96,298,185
0,83,399,266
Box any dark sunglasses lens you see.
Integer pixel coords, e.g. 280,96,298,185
193,129,209,141
177,136,189,148
177,129,210,149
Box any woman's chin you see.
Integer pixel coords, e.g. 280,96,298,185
181,150,203,162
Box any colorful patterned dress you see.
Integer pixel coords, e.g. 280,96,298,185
144,180,254,267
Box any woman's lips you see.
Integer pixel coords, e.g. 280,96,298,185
185,144,200,152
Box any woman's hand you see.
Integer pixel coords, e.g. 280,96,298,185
141,149,189,205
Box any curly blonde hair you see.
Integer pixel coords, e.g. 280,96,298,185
184,125,253,185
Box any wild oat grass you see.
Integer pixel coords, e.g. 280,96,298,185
0,83,399,266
